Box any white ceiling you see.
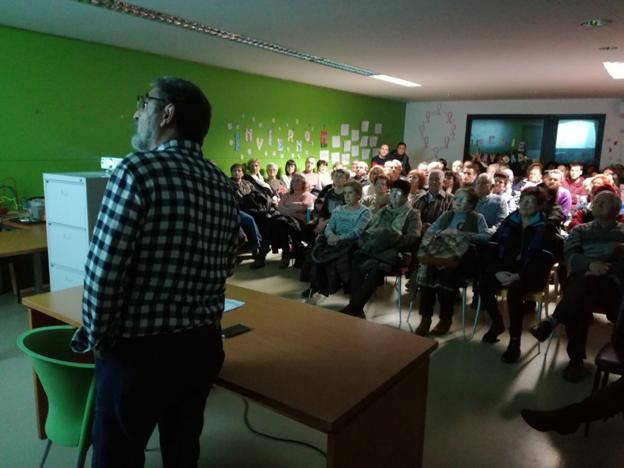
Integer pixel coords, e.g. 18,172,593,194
2,0,624,102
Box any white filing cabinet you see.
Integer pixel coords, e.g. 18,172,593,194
43,172,108,291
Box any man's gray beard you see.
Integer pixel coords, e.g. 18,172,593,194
131,133,148,151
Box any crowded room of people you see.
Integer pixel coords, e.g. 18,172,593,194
2,2,624,467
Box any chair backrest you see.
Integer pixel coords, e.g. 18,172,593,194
17,325,95,449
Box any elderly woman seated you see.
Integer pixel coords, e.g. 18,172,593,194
303,181,371,297
361,174,390,214
414,188,489,336
479,187,560,362
340,179,422,318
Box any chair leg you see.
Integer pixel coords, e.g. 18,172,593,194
396,275,402,327
39,440,52,468
461,286,467,340
470,296,481,340
536,301,543,354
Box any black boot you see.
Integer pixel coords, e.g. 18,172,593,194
501,337,521,363
521,404,582,434
482,316,505,343
415,317,432,336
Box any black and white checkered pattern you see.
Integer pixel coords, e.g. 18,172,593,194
71,140,239,352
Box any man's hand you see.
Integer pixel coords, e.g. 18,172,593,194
495,270,520,286
587,261,610,276
327,233,339,246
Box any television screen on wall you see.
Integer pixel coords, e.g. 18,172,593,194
464,114,605,166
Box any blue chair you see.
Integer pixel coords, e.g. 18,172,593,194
17,325,95,468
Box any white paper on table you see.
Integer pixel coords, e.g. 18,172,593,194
224,298,245,312
340,124,349,136
351,129,360,141
332,136,341,148
361,148,371,160
343,140,351,152
374,123,383,134
341,153,351,165
331,152,340,164
360,136,369,148
361,121,369,132
351,145,359,157
369,136,378,147
319,150,329,161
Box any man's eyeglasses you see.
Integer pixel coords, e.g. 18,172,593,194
136,94,167,110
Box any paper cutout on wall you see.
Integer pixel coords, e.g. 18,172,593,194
374,123,383,134
227,123,233,130
351,145,359,157
343,140,351,152
251,116,256,122
340,124,349,136
247,149,252,155
234,133,241,152
277,138,284,151
258,122,263,128
351,130,360,141
361,121,369,132
245,128,253,142
341,154,351,165
360,136,369,148
272,118,276,123
320,128,328,147
319,150,329,161
361,148,371,160
296,140,302,153
268,128,273,146
256,138,264,150
369,136,378,147
332,136,341,148
304,130,311,142
331,152,340,164
287,129,294,142
229,139,233,146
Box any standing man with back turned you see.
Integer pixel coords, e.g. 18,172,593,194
71,77,239,467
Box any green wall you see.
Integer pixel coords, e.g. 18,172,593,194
0,26,405,202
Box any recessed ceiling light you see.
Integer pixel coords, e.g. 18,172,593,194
370,75,421,87
581,18,612,27
603,62,624,79
599,46,619,51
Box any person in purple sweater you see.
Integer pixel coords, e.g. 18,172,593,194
543,169,571,218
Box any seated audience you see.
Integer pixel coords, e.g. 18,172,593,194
362,166,386,197
245,158,274,195
530,191,624,382
451,160,463,174
515,162,543,193
479,187,559,362
280,159,297,190
561,161,586,212
522,299,624,434
302,157,322,193
340,180,422,317
493,171,517,213
475,173,509,235
543,169,572,218
264,174,316,269
305,181,371,296
353,160,370,185
407,169,427,204
414,188,489,336
462,162,480,187
361,174,390,214
384,159,403,183
371,144,391,167
390,142,412,175
568,183,624,231
266,162,287,196
315,169,349,235
317,159,332,189
413,169,454,231
443,170,462,195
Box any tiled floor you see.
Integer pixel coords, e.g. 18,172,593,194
1,254,622,467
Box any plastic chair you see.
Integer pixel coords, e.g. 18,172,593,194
17,325,95,468
584,343,624,436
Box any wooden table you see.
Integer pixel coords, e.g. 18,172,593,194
22,284,437,468
0,223,47,294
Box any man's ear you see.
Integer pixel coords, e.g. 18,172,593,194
160,103,175,127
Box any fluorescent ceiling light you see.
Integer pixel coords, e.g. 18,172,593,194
603,62,624,79
370,75,421,87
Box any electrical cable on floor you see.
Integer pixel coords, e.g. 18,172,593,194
242,397,327,458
